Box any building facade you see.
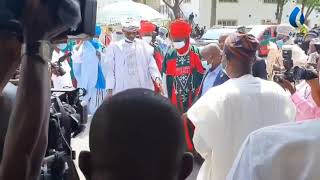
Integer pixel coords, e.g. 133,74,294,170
195,0,319,28
98,0,319,28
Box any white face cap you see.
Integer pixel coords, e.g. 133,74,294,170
121,21,141,32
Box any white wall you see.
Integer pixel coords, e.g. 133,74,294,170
197,0,319,28
198,0,212,27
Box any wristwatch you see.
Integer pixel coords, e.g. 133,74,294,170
25,40,52,62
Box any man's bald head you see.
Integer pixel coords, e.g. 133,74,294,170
219,33,232,50
201,43,222,68
79,89,193,180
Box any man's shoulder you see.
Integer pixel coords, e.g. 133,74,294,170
248,120,320,147
164,48,177,60
228,120,320,179
206,79,234,97
108,40,124,49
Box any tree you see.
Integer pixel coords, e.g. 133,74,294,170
300,0,320,23
210,0,217,26
276,0,288,24
162,0,184,19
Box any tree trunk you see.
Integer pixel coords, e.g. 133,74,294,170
210,0,217,26
301,0,306,14
305,5,315,22
276,0,280,23
172,6,181,19
279,2,284,24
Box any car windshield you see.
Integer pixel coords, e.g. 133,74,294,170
201,28,236,40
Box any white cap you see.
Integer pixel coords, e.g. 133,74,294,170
122,21,140,32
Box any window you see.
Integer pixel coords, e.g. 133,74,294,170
219,0,238,2
217,20,237,26
263,0,277,3
261,19,272,25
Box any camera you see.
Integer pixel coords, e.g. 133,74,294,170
51,62,66,77
0,0,97,41
273,68,295,83
274,66,318,83
274,46,319,83
282,49,293,66
40,88,87,180
51,52,72,77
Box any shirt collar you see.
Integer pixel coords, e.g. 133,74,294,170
209,64,222,74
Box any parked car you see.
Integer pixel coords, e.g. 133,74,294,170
247,25,278,57
196,26,237,46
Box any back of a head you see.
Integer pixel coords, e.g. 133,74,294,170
201,43,221,54
222,33,259,78
219,33,232,49
88,89,186,180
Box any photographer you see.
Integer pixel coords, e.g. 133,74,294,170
277,75,320,121
306,38,320,68
0,0,81,179
266,24,308,80
51,44,73,89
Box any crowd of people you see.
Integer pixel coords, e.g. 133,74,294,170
2,2,320,180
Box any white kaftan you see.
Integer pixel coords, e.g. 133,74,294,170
228,120,320,180
187,74,296,180
103,39,161,95
72,41,106,114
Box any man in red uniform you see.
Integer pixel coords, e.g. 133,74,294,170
140,20,164,93
140,20,163,72
162,19,205,151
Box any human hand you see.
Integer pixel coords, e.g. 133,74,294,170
155,78,164,96
106,89,113,100
23,0,81,42
96,51,101,59
276,78,296,94
182,113,188,120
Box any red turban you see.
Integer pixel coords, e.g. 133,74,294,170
140,20,156,34
169,19,192,39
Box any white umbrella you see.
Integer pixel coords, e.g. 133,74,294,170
97,1,167,25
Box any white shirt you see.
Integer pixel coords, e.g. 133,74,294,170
201,64,222,96
228,120,320,180
103,39,161,95
187,74,296,180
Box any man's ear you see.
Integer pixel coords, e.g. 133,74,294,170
79,151,92,179
179,152,194,180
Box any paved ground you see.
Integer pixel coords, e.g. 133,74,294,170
71,118,200,180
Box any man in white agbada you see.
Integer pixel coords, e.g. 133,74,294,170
51,43,73,89
187,33,296,180
72,26,107,114
227,120,320,180
103,21,162,96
